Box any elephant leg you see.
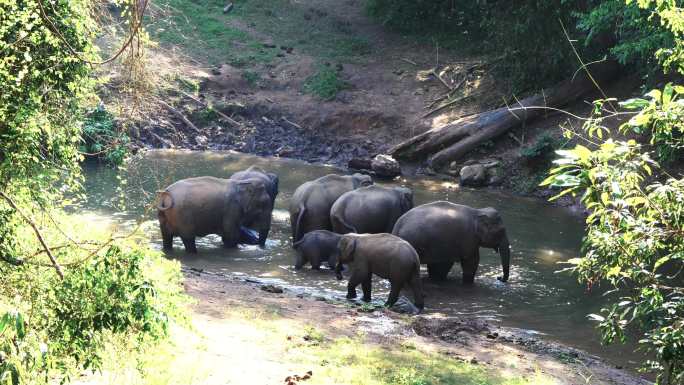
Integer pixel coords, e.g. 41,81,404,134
258,228,269,248
294,253,305,270
385,281,403,308
427,262,454,281
409,272,424,311
161,227,173,251
361,274,372,302
461,250,480,285
310,253,322,270
181,237,197,254
347,272,364,299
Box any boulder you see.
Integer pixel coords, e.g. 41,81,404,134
371,154,401,178
459,164,487,186
389,296,421,315
348,158,372,171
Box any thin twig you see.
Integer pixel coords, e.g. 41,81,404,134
0,192,64,279
401,58,417,66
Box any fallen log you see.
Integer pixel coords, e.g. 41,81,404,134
390,61,620,169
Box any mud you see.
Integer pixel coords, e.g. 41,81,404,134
183,267,650,385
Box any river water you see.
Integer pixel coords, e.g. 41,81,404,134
80,149,643,369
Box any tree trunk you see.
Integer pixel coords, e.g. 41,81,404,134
390,61,621,169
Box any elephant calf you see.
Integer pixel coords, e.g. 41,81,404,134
292,230,342,270
335,233,424,311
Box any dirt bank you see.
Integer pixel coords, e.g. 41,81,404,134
178,267,649,385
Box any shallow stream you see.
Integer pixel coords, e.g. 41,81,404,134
81,150,642,369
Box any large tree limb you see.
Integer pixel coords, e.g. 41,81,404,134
390,61,621,169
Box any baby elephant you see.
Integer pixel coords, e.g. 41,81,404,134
335,233,423,311
293,230,342,270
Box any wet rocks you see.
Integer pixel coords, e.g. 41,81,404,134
389,296,420,315
459,164,487,186
260,284,284,294
371,154,401,178
456,159,503,187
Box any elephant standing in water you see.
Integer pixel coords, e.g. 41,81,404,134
392,201,510,283
292,230,342,270
157,176,273,253
330,185,413,234
289,173,373,243
230,166,279,245
334,233,424,310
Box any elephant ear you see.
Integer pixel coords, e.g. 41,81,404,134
338,236,357,263
235,179,265,213
476,208,504,243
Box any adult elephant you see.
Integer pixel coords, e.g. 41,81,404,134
392,201,510,283
230,166,279,244
289,173,373,243
330,185,413,234
157,176,273,253
230,166,279,206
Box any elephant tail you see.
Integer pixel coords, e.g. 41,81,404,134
157,191,174,211
331,213,358,234
292,238,304,249
293,204,306,243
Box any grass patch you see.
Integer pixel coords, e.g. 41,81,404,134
150,0,374,68
303,66,347,100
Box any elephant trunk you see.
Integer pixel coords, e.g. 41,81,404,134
497,236,510,282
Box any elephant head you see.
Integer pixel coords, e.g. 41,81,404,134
351,173,373,188
266,172,279,201
334,236,357,280
394,187,414,214
475,207,510,282
234,179,273,229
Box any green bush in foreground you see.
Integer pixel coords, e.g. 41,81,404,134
1,1,184,383
543,84,684,384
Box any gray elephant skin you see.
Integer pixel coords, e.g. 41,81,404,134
292,230,342,270
289,173,373,243
230,166,279,244
334,233,424,310
392,201,510,283
230,165,279,206
157,176,273,253
330,185,413,234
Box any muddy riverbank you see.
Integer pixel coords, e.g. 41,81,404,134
181,266,649,385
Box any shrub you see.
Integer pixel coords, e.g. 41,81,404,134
82,105,130,165
543,84,684,383
303,66,348,100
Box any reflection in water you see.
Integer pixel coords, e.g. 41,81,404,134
80,149,642,368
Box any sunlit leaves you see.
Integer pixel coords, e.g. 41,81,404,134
546,84,684,383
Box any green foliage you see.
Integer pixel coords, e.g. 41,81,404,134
0,1,185,384
82,105,129,165
619,83,684,162
242,70,260,86
366,0,684,90
578,0,684,76
303,66,347,100
0,0,95,203
542,84,684,383
520,133,562,161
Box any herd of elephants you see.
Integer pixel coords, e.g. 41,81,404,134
156,166,511,311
